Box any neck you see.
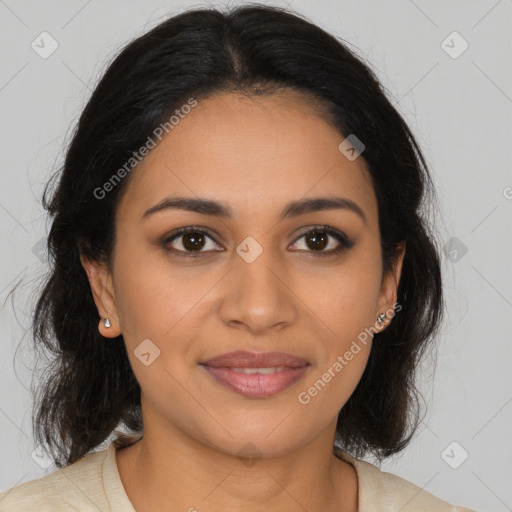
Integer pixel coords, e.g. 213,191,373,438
115,426,358,512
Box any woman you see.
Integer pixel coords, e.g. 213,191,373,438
0,4,475,511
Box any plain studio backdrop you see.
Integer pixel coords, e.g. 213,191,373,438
0,1,510,511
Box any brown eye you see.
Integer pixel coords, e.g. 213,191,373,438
304,229,329,251
290,226,354,255
163,227,222,256
181,231,206,251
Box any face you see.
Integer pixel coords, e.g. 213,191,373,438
82,90,404,457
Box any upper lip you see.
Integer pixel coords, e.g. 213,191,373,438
201,350,310,368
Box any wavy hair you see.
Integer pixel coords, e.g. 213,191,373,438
30,4,443,467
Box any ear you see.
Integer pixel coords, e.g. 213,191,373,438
375,242,406,331
80,253,122,338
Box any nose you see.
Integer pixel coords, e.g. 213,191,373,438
218,248,298,335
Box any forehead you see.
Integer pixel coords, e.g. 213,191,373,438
117,91,377,224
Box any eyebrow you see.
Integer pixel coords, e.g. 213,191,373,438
142,196,367,224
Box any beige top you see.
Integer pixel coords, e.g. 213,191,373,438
0,436,475,512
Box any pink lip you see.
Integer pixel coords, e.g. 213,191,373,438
201,350,309,368
201,366,309,398
200,351,311,399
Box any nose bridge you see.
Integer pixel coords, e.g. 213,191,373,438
219,240,296,332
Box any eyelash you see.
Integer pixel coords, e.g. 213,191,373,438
161,225,354,258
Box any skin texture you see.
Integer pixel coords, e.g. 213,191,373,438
81,90,405,512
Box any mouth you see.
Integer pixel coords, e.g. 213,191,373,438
199,350,311,399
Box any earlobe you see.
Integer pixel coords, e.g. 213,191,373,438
98,316,122,338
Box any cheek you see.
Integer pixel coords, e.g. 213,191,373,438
297,273,378,418
111,237,208,340
296,346,371,430
299,244,381,396
306,247,383,336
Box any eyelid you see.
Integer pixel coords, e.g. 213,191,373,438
161,224,353,256
161,225,223,252
290,225,354,252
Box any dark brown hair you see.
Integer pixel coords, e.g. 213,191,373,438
30,3,442,467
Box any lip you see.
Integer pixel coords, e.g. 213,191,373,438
201,365,310,398
201,350,309,368
200,351,311,399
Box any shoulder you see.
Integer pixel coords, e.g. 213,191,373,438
334,447,476,512
0,446,110,512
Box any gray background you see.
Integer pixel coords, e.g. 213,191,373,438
1,1,511,510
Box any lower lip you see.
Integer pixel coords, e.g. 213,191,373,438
201,365,309,398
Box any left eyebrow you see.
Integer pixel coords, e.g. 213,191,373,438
142,196,367,225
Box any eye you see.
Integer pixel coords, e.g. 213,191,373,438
289,225,353,256
161,225,353,258
162,227,223,257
